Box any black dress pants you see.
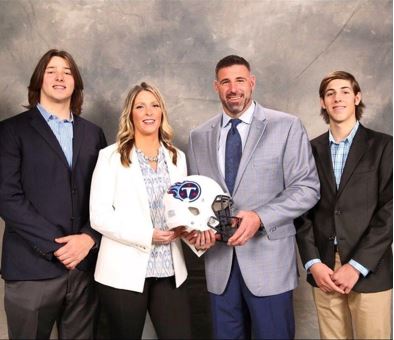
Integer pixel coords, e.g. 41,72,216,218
96,276,191,339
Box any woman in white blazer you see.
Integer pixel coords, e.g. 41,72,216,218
90,82,198,339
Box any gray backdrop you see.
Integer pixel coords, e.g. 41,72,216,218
0,0,392,339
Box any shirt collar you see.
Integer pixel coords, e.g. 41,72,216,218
222,101,256,128
329,121,359,145
37,103,73,123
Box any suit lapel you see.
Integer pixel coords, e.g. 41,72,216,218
72,115,85,170
164,145,182,182
233,118,266,195
314,134,337,195
29,108,69,169
208,117,228,190
232,105,266,195
129,148,151,217
337,126,368,196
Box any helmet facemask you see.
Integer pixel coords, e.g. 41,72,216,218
207,195,241,242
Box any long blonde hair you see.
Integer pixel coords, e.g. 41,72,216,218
116,82,178,167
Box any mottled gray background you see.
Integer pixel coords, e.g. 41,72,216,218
0,0,392,339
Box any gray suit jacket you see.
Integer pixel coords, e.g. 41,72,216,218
187,102,320,296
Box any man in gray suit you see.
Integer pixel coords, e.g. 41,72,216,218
187,55,320,339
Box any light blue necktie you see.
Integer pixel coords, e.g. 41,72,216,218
225,119,242,195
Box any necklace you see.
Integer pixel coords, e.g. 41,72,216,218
136,148,159,162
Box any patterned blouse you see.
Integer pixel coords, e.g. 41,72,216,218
136,147,175,278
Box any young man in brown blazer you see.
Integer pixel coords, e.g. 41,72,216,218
296,71,392,339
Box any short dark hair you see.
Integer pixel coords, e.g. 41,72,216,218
215,55,250,78
26,49,84,115
319,71,365,124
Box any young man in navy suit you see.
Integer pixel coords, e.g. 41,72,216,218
0,49,107,339
296,71,392,339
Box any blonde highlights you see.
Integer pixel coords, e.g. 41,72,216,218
116,82,178,167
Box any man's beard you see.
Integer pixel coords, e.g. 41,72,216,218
222,97,250,116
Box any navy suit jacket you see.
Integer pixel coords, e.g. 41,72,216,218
0,107,107,280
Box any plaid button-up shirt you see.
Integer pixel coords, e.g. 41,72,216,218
329,121,360,188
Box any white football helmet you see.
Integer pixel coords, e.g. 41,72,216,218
164,175,227,232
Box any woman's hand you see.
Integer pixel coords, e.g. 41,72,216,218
181,230,198,244
180,229,216,251
195,230,216,250
152,227,185,245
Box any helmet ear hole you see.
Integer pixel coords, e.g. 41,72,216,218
188,207,200,216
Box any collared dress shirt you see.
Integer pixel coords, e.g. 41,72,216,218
37,103,73,168
330,121,360,188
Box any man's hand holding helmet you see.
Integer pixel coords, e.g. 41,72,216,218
227,211,262,246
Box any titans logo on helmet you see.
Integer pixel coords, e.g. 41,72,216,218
168,181,201,202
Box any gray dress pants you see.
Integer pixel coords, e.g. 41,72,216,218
4,269,98,339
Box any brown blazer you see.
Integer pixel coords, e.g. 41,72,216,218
296,124,392,293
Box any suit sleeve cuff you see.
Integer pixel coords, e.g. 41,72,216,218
349,259,369,277
305,258,321,272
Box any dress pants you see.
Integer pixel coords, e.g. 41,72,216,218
313,252,392,339
209,254,295,339
5,269,98,339
96,276,191,339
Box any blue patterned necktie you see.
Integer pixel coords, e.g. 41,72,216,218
225,118,242,195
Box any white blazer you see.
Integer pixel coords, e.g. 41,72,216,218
90,143,198,293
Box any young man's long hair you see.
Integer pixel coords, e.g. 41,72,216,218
319,71,365,124
117,82,177,167
26,49,84,115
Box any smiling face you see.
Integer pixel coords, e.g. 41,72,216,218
214,64,256,118
320,78,361,126
132,90,163,139
40,56,75,108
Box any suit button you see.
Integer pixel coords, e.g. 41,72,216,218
270,227,277,232
334,209,342,215
72,188,77,195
